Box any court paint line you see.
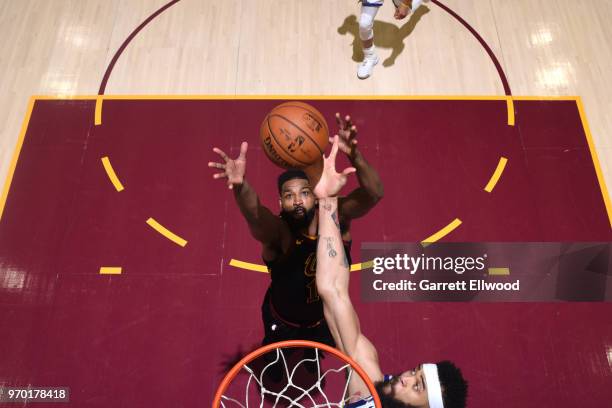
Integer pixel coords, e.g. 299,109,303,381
513,96,579,101
351,260,374,272
100,267,122,275
146,217,188,247
484,157,508,193
576,97,612,227
4,97,606,274
432,0,512,96
99,0,181,95
506,97,515,126
95,96,103,125
101,157,124,192
488,267,510,276
422,218,463,246
95,95,513,101
0,97,35,221
229,259,268,273
30,95,581,101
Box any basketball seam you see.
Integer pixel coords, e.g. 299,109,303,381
269,114,325,158
275,104,329,137
263,119,294,168
266,115,312,166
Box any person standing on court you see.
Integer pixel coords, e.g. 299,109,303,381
208,113,384,348
357,0,425,79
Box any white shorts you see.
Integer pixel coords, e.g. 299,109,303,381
362,0,404,8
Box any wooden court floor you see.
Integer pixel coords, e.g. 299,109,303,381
1,0,611,198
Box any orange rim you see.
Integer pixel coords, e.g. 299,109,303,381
212,340,381,407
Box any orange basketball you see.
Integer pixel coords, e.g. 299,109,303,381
260,101,329,169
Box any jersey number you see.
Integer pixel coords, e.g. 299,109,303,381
306,278,320,303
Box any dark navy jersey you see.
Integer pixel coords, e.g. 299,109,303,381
265,233,352,325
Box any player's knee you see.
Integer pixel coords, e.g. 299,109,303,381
359,13,374,41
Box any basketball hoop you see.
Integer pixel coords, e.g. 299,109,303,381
213,340,381,408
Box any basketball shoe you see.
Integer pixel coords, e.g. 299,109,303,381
357,50,379,79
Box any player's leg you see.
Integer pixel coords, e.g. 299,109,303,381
358,2,381,79
412,0,426,11
261,288,282,345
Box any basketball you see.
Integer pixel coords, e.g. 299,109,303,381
260,101,329,169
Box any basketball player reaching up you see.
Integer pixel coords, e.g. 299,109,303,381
208,113,384,349
313,138,468,408
357,0,427,79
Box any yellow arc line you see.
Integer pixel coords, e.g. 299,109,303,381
422,218,463,246
100,267,122,275
0,97,35,221
488,267,510,276
576,97,612,228
229,259,268,273
31,94,582,101
351,260,374,272
95,96,103,125
506,97,515,126
146,217,188,247
101,157,125,192
484,157,508,192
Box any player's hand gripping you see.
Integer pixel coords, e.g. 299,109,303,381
208,142,248,189
334,113,358,159
313,136,356,199
394,0,411,20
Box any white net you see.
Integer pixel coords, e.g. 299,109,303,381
219,346,360,408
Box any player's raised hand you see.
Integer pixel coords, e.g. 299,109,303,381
208,142,248,189
394,1,410,20
313,136,356,198
333,113,358,158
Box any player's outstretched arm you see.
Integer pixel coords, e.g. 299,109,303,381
333,113,384,221
314,137,383,396
316,196,384,396
208,142,283,250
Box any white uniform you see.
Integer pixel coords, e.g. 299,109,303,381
359,2,381,41
357,0,424,78
361,0,403,7
361,0,385,7
346,375,393,408
347,395,376,408
359,0,423,40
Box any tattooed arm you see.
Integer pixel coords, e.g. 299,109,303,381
317,197,384,396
